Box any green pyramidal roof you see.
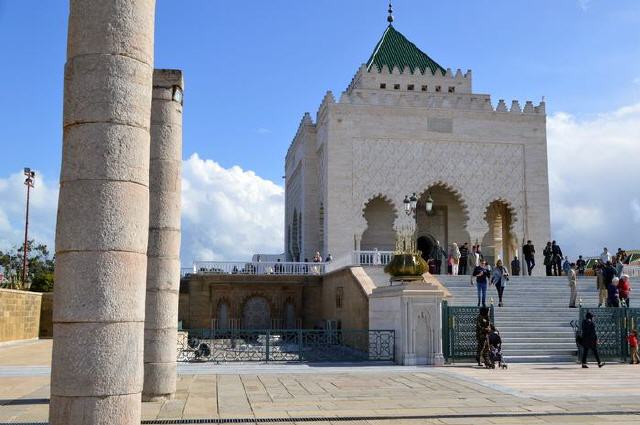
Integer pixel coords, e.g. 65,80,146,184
366,25,446,76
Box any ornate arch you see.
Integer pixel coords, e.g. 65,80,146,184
418,180,470,226
359,194,398,251
482,197,519,234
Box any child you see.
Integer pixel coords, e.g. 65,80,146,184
628,330,639,365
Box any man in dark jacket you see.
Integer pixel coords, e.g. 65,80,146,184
475,307,491,367
551,241,563,276
581,312,604,368
543,242,553,276
459,242,469,275
522,240,535,276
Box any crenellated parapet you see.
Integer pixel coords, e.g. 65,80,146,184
347,64,473,95
339,87,546,116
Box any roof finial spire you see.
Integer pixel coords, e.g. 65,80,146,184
387,2,394,24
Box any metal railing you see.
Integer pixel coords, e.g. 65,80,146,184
442,301,495,362
193,261,326,276
178,328,395,363
353,250,395,266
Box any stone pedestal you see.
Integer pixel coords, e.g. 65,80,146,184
369,274,450,365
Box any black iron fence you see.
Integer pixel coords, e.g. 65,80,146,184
178,329,395,363
578,307,640,361
442,302,494,361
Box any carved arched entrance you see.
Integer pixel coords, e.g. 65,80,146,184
361,195,397,251
482,200,517,267
242,296,271,329
415,183,469,259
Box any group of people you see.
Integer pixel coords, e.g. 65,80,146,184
471,258,510,307
443,242,485,276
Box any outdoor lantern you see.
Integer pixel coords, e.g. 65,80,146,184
425,193,434,213
403,195,411,214
409,193,417,211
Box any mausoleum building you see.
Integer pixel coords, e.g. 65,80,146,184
284,22,550,270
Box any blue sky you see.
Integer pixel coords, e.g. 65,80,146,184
1,1,639,260
2,0,639,182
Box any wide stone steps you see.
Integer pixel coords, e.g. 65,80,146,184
438,275,590,363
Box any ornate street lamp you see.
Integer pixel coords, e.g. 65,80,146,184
425,193,434,214
404,192,434,216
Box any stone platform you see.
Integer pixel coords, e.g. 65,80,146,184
2,340,640,424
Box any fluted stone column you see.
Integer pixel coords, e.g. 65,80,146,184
50,1,156,423
143,69,183,402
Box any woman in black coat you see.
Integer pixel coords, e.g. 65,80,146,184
581,312,604,368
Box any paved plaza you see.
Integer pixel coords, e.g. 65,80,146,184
0,340,639,424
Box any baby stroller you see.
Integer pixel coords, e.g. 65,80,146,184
487,326,508,369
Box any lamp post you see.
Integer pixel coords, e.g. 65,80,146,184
22,168,35,288
403,192,434,216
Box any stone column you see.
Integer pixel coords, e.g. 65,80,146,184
50,1,156,423
143,70,183,401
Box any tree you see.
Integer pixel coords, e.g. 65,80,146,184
0,240,55,292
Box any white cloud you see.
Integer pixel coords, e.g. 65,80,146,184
181,153,284,263
0,171,58,252
0,155,284,265
548,102,640,257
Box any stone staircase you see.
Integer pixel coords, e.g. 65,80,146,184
439,275,599,363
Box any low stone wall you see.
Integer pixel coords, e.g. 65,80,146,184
0,288,42,342
39,292,54,338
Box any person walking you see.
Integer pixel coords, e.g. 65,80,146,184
433,241,447,275
628,330,639,365
568,263,578,308
607,277,620,307
618,274,631,307
562,256,571,276
475,307,491,367
551,241,563,276
523,240,536,276
580,312,604,368
511,255,521,276
472,260,491,307
596,264,607,307
600,247,611,264
543,242,553,276
491,259,509,307
459,242,469,275
576,255,586,276
451,242,461,276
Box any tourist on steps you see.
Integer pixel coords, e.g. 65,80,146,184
607,277,620,307
491,259,509,307
568,263,578,308
580,312,604,368
618,274,631,307
596,264,607,307
522,240,535,276
551,241,563,276
543,241,553,276
472,260,491,307
459,242,469,275
475,307,492,367
510,255,520,276
450,243,461,276
576,255,586,276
